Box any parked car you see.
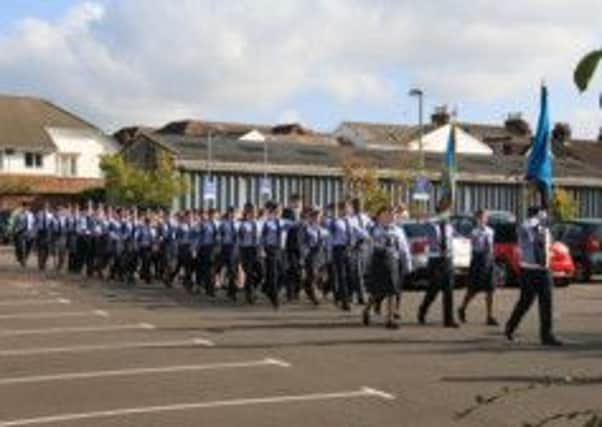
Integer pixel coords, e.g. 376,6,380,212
552,219,602,282
399,220,471,288
451,215,575,287
0,210,13,245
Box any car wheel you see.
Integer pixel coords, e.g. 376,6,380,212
554,278,571,288
575,261,592,283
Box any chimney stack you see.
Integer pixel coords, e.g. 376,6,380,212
431,105,450,127
504,113,531,137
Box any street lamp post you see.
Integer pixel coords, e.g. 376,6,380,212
409,88,425,169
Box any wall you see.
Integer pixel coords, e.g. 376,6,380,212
0,150,55,176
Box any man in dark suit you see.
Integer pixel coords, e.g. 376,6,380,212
282,194,303,301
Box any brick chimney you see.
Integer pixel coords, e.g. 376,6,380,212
504,113,531,137
552,122,572,145
431,105,450,127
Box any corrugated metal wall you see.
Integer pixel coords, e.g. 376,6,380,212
175,170,601,218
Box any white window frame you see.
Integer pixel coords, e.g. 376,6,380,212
56,153,79,177
24,152,43,169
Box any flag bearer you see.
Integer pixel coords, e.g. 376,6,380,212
417,207,459,328
458,209,498,326
505,207,562,346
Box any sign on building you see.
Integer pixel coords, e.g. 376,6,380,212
260,177,272,198
203,178,217,201
411,175,432,201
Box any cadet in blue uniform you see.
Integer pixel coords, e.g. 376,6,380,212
458,209,498,326
363,206,410,329
282,194,303,301
51,205,69,272
35,203,54,272
218,207,239,301
196,208,220,297
261,201,291,309
349,198,372,305
238,203,261,304
417,208,459,328
505,207,562,346
136,214,157,284
14,202,35,268
300,208,329,305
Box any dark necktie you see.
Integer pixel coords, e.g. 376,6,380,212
439,222,447,256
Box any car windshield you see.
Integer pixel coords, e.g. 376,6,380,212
491,222,518,244
402,223,435,240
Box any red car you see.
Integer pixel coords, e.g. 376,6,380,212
451,216,575,287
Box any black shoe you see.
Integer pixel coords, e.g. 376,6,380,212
342,302,351,312
362,310,370,326
504,328,515,342
393,313,401,321
458,308,466,323
541,336,563,347
444,322,460,329
486,317,499,326
385,321,400,330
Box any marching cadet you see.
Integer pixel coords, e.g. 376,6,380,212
74,205,90,274
121,209,138,285
393,206,412,320
238,203,261,304
169,211,194,289
349,198,373,305
66,205,79,273
136,213,157,284
363,206,410,329
300,207,329,305
457,209,499,326
218,207,239,301
35,203,55,271
327,200,366,312
261,201,291,309
417,207,460,328
107,208,124,281
93,207,110,278
196,208,220,297
13,201,35,268
83,206,98,277
282,194,304,301
505,206,562,346
51,205,69,272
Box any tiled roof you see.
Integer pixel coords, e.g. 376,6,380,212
0,95,101,151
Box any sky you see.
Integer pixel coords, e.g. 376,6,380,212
0,0,601,138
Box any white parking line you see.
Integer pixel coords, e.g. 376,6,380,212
0,310,110,321
0,387,394,426
0,323,154,337
0,338,214,357
0,298,70,307
0,358,290,385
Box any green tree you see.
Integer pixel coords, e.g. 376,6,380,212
100,152,186,209
574,49,602,92
551,188,578,221
340,154,391,215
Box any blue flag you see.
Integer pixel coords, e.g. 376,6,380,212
437,124,457,213
526,85,553,208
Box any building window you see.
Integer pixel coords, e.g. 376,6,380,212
57,154,78,177
24,152,43,169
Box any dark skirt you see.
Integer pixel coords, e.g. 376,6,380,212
366,248,400,298
468,252,495,292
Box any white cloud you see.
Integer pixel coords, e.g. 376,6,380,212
0,0,600,137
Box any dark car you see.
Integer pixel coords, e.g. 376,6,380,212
0,210,13,245
552,219,602,282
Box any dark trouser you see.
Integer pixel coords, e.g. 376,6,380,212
122,242,138,284
67,233,78,272
349,247,366,303
36,234,51,271
139,246,153,283
286,249,301,300
332,246,352,307
54,236,68,272
196,245,217,295
506,268,554,341
171,244,193,288
240,247,260,302
220,244,239,298
419,257,455,325
85,237,96,277
74,235,88,274
15,233,32,267
108,241,123,280
303,251,322,303
265,246,284,307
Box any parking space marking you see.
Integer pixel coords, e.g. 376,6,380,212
0,358,290,386
0,338,214,357
0,323,154,337
0,310,110,321
0,387,395,426
0,298,70,307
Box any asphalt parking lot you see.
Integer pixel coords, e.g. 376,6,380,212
1,250,602,427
